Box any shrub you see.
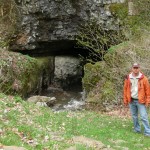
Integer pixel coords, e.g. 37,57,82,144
83,30,150,110
79,0,150,110
76,20,125,62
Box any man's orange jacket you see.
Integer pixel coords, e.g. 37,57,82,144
123,73,150,106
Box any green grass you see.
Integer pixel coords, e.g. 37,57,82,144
0,94,150,150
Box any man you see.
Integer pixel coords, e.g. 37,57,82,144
123,63,150,136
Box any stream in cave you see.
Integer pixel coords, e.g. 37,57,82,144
24,47,88,111
41,84,86,111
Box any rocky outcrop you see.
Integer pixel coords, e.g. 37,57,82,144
7,0,126,92
10,0,125,54
53,56,82,89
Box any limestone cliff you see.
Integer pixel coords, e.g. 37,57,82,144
11,0,125,53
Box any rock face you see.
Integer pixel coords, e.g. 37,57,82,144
8,0,126,91
53,56,82,89
11,0,125,54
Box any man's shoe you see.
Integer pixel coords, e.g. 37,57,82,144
133,130,141,133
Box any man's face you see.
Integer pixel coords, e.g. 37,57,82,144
132,67,140,74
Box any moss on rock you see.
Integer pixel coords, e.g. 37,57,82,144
109,2,128,20
83,32,150,110
82,61,106,93
0,49,54,97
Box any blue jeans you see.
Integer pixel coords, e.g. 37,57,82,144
129,100,150,135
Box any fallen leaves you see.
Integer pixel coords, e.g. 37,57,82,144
105,106,131,119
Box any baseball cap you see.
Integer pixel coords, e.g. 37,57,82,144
132,63,140,68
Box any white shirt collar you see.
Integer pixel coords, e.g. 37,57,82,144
129,72,142,79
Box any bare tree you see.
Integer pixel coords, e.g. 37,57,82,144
0,0,21,48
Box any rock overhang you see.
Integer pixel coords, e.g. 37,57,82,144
10,0,126,55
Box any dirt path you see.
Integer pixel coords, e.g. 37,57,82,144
66,136,114,150
0,146,26,150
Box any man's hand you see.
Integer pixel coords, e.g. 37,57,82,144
146,103,150,107
124,103,128,107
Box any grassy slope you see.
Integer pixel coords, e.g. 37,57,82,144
0,94,150,150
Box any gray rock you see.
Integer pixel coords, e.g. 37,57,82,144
36,102,47,107
54,56,82,88
27,95,56,107
10,0,124,53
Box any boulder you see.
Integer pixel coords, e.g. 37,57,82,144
53,56,82,89
27,95,56,107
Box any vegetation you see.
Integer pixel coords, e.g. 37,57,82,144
109,2,128,20
0,49,53,97
0,0,20,48
83,35,150,109
0,0,150,149
0,49,37,96
1,94,150,150
76,20,125,62
78,0,150,109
